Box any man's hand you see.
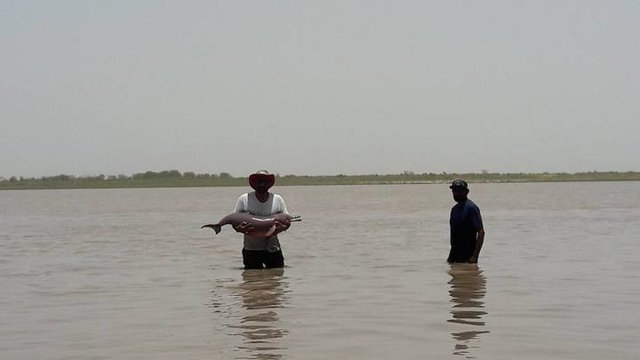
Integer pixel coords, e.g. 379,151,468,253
273,220,290,234
233,221,254,234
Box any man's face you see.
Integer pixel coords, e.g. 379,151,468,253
253,178,271,193
451,187,468,203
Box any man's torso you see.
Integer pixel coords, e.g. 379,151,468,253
235,192,288,252
449,199,483,262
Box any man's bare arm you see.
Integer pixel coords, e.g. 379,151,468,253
469,229,485,263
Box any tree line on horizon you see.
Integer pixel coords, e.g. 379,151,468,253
1,170,234,183
1,169,639,190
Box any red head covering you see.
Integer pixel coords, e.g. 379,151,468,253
249,170,275,190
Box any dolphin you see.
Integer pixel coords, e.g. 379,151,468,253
201,212,301,238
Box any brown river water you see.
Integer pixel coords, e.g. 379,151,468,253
1,182,639,359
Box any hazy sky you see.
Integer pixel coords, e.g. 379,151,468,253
2,1,639,178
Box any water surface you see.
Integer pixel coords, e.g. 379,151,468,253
1,182,639,359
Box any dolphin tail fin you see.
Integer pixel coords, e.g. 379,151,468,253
201,224,223,234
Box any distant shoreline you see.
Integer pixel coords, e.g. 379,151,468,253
1,171,639,190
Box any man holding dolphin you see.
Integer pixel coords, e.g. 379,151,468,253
233,170,290,269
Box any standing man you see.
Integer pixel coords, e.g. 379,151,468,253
448,180,485,263
234,170,290,269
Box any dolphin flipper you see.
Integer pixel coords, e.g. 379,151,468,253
264,225,277,238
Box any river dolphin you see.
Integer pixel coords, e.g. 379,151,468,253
201,212,301,238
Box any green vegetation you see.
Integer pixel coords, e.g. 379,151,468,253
1,170,639,190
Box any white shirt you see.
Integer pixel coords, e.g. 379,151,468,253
234,192,288,252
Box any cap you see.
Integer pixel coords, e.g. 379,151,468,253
249,170,275,190
449,179,468,189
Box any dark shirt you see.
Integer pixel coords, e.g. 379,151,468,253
448,199,483,263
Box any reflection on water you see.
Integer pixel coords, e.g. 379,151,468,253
448,264,490,358
230,268,289,360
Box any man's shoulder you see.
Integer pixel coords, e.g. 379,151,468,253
275,194,288,206
235,193,249,210
465,200,482,218
466,199,479,208
452,200,474,209
452,200,480,213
